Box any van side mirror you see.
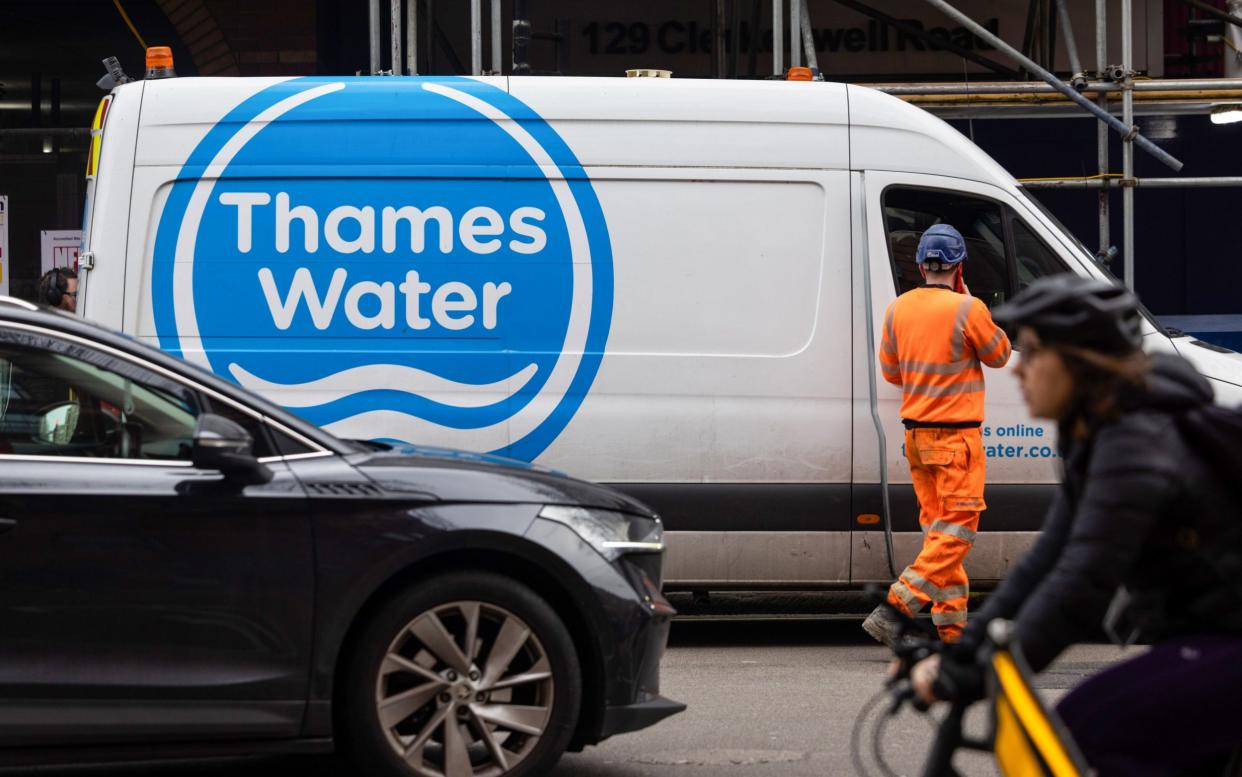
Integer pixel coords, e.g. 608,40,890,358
192,413,272,485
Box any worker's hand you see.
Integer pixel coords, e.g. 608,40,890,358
910,654,943,705
959,279,971,296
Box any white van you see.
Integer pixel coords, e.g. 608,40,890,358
79,75,1242,590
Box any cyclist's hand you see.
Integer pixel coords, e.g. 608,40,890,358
911,654,942,705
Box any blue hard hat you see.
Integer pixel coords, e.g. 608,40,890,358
916,224,967,267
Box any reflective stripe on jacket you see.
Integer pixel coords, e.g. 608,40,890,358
879,287,1011,424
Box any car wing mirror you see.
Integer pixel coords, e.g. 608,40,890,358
192,413,273,485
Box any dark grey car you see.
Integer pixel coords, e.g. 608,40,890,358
0,298,683,777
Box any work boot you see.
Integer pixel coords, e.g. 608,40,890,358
861,604,903,648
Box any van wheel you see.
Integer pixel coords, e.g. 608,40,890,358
340,572,582,777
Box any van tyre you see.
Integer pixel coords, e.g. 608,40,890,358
340,572,582,777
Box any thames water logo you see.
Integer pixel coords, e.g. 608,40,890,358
152,77,613,460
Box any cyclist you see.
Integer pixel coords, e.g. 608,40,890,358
907,274,1242,777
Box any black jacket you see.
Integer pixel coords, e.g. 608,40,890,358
961,352,1238,672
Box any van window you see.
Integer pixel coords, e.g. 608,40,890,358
882,187,1071,308
1010,217,1070,292
883,187,1009,308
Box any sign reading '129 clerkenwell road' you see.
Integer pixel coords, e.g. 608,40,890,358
152,77,614,461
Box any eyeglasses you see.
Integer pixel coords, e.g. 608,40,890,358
63,292,77,299
1014,338,1046,361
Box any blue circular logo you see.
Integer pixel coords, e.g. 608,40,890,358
152,77,613,461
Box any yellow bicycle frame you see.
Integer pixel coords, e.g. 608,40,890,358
990,647,1091,777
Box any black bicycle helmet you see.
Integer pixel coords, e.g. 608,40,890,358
992,274,1144,355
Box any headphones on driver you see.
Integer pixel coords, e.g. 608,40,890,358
43,268,68,307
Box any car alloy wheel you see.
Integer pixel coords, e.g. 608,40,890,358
374,600,556,777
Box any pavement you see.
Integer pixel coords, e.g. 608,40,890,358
0,599,1140,777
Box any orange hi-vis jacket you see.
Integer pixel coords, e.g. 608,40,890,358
880,287,1012,423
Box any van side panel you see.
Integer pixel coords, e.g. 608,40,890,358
118,77,859,586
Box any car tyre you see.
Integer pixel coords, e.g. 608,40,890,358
340,571,582,777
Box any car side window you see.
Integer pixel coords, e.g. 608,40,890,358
0,342,199,461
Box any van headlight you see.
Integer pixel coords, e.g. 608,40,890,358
538,505,665,561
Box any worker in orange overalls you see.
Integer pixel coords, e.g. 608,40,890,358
862,224,1011,645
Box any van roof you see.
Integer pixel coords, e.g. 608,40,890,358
127,76,1015,183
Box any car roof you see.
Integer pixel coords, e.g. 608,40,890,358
0,297,349,455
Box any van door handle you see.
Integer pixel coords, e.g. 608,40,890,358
0,517,16,535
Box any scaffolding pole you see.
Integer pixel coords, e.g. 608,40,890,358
772,0,783,75
471,0,482,75
491,0,501,74
1024,177,1242,188
406,0,418,74
1056,0,1085,88
1122,0,1135,289
921,0,1183,172
1096,0,1109,260
1229,0,1242,77
390,0,402,74
790,0,802,69
801,1,819,75
875,78,1242,95
369,0,381,74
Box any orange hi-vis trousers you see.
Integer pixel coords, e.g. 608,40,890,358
887,426,986,642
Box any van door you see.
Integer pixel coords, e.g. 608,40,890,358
853,171,1079,585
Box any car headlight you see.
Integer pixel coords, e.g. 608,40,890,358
538,505,665,561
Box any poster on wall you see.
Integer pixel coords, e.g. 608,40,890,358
0,196,8,296
40,230,83,275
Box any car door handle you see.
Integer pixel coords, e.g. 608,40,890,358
0,517,16,535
